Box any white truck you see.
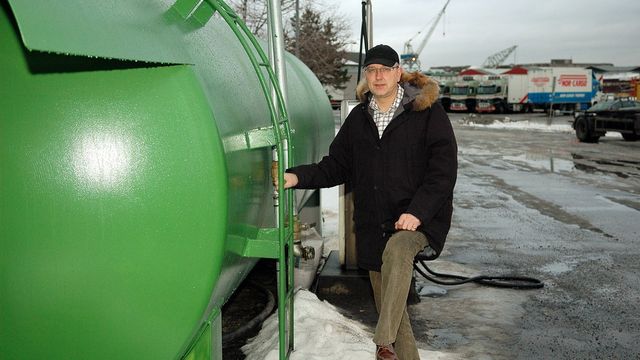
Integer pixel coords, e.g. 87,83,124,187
525,67,596,112
446,78,479,112
475,76,508,113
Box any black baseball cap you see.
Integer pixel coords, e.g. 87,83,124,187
363,44,399,67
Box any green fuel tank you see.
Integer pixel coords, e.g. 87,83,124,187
0,1,334,359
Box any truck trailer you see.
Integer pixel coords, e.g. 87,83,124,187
572,98,640,142
525,67,597,112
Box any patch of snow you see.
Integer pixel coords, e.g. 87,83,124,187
502,153,576,173
243,289,457,360
469,120,574,133
459,117,625,138
418,285,448,297
540,262,575,275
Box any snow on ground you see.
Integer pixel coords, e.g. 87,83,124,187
459,114,623,137
319,185,340,257
471,119,574,133
242,289,455,360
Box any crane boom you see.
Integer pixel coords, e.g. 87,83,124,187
401,0,451,71
482,45,517,68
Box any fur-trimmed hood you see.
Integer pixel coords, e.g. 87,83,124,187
356,71,440,112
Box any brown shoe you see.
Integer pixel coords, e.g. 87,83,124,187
376,344,399,360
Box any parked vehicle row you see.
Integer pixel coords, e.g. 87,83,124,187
438,67,598,114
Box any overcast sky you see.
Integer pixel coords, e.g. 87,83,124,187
320,0,640,68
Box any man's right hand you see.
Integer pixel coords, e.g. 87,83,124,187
275,172,298,189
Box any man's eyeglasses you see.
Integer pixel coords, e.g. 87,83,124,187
364,65,399,75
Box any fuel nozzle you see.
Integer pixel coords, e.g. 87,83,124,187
293,240,315,260
290,215,315,260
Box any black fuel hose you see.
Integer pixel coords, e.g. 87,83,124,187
221,281,276,346
390,227,545,290
414,260,544,289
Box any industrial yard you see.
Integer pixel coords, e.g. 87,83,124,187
3,1,638,359
226,113,640,359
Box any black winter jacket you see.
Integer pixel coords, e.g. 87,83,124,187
288,72,458,271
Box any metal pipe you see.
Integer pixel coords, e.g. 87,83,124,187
267,0,288,109
266,3,295,359
267,0,289,226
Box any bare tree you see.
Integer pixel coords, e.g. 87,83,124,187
287,7,350,89
228,0,299,38
228,0,352,90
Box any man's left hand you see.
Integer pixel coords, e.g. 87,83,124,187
395,213,421,231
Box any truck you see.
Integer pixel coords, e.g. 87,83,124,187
438,80,452,111
458,72,532,113
526,67,598,112
469,67,598,113
475,76,508,113
448,78,478,112
572,98,640,142
473,73,532,113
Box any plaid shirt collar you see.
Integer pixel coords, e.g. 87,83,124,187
369,84,404,138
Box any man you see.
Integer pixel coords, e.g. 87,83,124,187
282,45,457,360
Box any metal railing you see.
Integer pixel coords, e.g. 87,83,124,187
206,1,295,359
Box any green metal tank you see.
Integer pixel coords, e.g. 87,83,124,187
0,1,333,359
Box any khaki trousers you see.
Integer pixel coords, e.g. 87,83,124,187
369,230,428,360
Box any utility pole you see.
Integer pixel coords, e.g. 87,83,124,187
548,76,556,125
357,0,373,83
366,0,373,48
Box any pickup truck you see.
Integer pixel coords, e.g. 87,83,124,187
572,99,640,143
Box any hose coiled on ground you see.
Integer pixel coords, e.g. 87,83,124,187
222,281,276,346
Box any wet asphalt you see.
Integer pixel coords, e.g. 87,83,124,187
408,112,640,359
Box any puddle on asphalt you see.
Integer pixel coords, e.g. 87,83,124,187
502,153,575,173
571,153,638,178
571,154,640,168
501,152,638,178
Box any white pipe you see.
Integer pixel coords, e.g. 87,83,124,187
267,0,290,226
267,0,288,109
